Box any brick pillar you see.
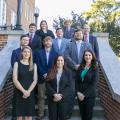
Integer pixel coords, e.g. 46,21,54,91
0,35,8,50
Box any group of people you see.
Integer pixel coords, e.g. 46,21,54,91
11,19,99,120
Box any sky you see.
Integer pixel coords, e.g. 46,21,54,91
35,0,93,29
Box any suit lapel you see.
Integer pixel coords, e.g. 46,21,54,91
59,71,67,91
47,49,53,66
55,39,59,51
83,67,92,82
73,41,78,60
78,42,83,63
60,38,64,50
43,49,47,66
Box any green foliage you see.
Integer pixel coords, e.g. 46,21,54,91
53,11,87,30
84,0,120,56
52,0,120,56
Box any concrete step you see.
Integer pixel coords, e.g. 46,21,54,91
41,96,102,107
7,104,104,118
72,105,104,117
5,116,105,120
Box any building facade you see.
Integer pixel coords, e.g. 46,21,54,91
0,0,36,31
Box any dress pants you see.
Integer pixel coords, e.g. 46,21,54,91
78,97,95,120
38,83,46,117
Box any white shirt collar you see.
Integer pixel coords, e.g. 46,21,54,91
75,40,82,44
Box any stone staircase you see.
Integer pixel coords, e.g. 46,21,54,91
5,95,105,120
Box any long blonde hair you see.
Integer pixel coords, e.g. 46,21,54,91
21,46,33,71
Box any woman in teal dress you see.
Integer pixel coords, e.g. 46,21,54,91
76,49,99,120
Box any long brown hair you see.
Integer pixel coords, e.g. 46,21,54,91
40,20,48,30
79,49,97,70
21,46,33,71
46,55,66,81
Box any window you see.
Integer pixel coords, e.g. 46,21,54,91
0,0,6,26
25,1,29,21
11,10,16,26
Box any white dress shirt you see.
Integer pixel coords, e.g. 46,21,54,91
29,32,35,39
57,38,62,49
56,70,62,93
76,40,82,58
45,50,50,65
84,34,89,43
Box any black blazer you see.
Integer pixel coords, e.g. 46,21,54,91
76,66,98,98
46,70,71,100
35,29,55,41
11,48,21,67
27,33,42,51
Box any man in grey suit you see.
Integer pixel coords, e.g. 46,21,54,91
64,29,92,119
65,29,92,71
52,27,70,55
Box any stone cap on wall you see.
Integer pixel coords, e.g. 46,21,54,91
95,33,120,102
0,30,25,91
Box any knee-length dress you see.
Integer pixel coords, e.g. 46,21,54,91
12,62,35,117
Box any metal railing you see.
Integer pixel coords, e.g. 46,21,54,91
0,24,15,30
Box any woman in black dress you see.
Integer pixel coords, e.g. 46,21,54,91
46,55,71,120
12,46,37,120
76,49,99,120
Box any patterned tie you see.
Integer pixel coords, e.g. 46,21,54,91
29,34,33,44
84,35,88,43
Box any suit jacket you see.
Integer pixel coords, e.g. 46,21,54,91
35,29,55,41
11,48,21,67
34,48,58,83
52,38,70,55
64,39,92,70
27,33,42,51
83,35,99,61
76,66,98,98
63,27,75,39
46,69,71,100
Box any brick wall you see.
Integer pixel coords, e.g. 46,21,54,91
98,65,120,120
6,0,35,31
0,73,14,120
0,35,8,50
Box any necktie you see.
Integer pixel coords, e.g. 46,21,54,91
29,34,33,44
84,35,88,43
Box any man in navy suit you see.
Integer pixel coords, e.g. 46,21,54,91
83,24,99,61
34,36,58,120
11,35,29,67
63,19,75,40
53,27,70,55
27,23,42,51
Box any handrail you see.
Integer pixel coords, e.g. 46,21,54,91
94,33,120,102
0,25,15,30
0,39,20,91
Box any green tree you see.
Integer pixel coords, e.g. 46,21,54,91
83,0,120,56
53,11,87,30
52,0,120,56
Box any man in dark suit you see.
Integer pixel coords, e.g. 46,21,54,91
34,36,58,120
63,19,75,40
83,24,99,61
11,35,29,67
64,29,92,119
27,23,42,51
